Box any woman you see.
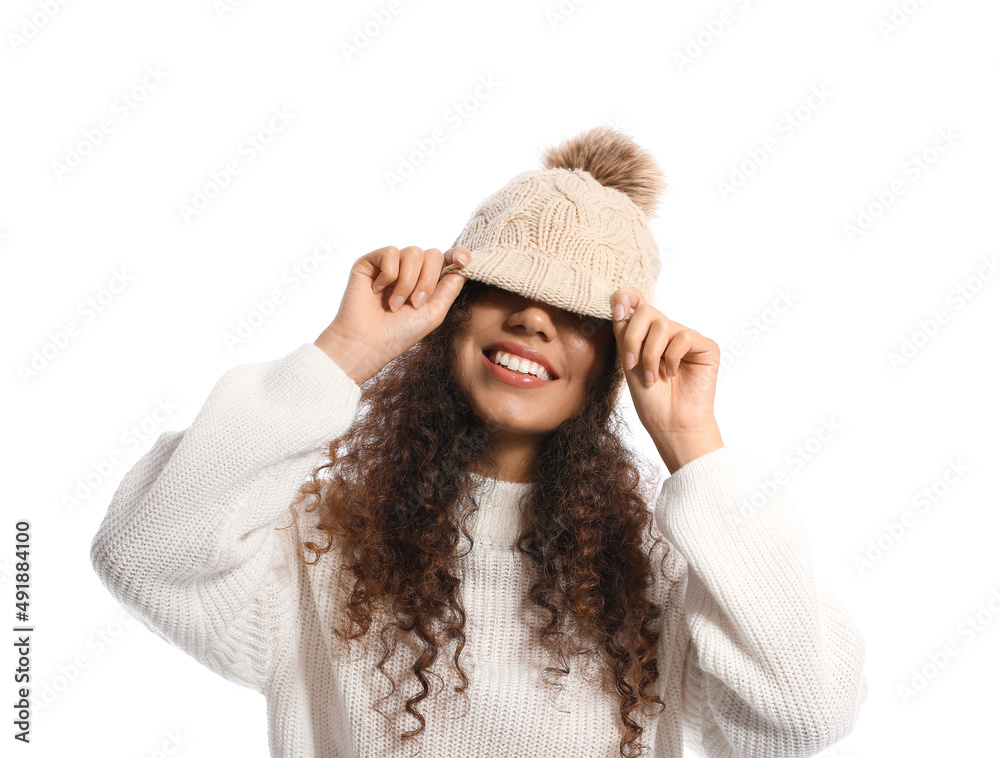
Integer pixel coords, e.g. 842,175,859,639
91,127,866,758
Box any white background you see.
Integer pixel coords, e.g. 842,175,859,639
3,0,998,756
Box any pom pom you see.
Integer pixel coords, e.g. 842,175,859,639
538,126,666,218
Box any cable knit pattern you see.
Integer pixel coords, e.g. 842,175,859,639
441,168,661,323
90,342,866,758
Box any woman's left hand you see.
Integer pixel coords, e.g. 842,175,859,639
611,287,724,472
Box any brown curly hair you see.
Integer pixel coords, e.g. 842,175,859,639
284,279,681,758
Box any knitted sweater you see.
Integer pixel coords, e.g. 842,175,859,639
89,342,866,758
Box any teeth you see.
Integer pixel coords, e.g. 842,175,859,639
490,350,552,380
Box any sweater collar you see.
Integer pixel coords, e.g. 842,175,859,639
466,471,535,547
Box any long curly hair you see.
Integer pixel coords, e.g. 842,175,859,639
284,278,681,758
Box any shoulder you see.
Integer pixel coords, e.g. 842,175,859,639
643,517,689,606
273,496,345,566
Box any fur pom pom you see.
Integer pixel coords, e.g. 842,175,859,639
538,126,666,218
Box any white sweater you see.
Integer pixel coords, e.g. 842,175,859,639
90,342,866,758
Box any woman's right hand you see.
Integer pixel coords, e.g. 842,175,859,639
314,245,471,385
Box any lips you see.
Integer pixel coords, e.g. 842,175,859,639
482,341,559,379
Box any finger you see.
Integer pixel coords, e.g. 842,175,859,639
368,246,399,293
409,248,444,309
386,246,425,312
615,303,657,372
443,245,470,268
668,330,720,369
662,328,695,378
611,287,646,324
640,317,672,385
425,267,468,310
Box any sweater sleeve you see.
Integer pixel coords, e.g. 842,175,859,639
653,446,867,758
89,342,362,693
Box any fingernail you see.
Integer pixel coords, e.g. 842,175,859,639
614,303,624,321
373,283,385,293
625,351,635,369
391,295,404,309
456,252,468,266
412,291,426,307
645,370,654,385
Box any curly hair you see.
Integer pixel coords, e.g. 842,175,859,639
283,279,682,758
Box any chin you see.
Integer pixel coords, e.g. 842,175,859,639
472,394,563,434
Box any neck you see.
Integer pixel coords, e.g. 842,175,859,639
469,429,542,484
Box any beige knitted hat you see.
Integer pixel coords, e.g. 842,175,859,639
441,126,666,325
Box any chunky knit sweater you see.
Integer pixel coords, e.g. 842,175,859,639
90,342,866,758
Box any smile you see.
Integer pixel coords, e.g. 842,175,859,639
481,349,556,387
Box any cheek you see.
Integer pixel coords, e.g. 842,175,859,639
566,338,615,384
562,350,598,385
562,332,591,365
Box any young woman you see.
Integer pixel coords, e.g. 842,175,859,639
91,127,866,758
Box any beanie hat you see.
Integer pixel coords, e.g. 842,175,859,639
441,126,667,327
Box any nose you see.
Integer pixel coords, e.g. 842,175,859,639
506,300,557,340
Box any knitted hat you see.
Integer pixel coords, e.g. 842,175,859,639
441,126,667,326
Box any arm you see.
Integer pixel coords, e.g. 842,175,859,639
89,342,362,692
654,446,867,758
